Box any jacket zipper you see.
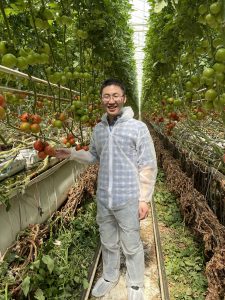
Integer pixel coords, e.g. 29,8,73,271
108,123,117,208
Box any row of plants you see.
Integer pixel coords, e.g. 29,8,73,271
0,0,138,207
0,198,98,299
142,0,225,170
154,171,207,299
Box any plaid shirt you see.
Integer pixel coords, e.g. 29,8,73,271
89,106,157,209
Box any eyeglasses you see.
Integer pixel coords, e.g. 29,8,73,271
102,93,124,102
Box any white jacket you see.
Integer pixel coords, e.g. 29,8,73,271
71,106,158,209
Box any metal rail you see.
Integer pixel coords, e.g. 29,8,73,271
0,85,71,102
151,199,170,300
80,243,102,300
0,65,79,94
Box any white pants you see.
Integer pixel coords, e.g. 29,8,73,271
96,201,145,287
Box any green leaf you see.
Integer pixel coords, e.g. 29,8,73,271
154,1,167,13
184,260,195,266
21,276,30,297
34,288,45,300
82,278,89,289
32,259,40,269
42,255,54,274
74,276,80,283
186,288,192,296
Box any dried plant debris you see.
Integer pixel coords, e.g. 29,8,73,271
149,125,225,300
0,164,99,298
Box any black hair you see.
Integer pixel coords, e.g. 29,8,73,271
100,78,126,96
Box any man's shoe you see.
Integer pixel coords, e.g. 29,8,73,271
91,277,119,297
127,286,144,300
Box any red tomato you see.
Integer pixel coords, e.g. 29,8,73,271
58,112,67,121
0,94,6,107
82,145,89,151
69,138,75,145
38,151,47,159
31,114,42,124
76,144,82,151
44,145,56,157
19,112,29,122
36,101,44,108
33,140,45,151
61,137,68,144
0,106,6,120
67,133,74,139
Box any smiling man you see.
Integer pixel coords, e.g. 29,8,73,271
55,78,158,300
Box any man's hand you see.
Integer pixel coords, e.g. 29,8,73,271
139,201,149,220
55,148,71,159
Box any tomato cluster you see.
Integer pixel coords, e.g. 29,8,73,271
33,139,56,159
19,113,42,133
61,133,76,148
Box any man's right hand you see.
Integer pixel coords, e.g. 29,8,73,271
55,148,71,159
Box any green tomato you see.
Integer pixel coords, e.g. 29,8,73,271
185,92,192,100
1,53,17,68
17,56,28,70
19,47,29,57
210,2,222,15
40,53,49,64
205,89,217,101
215,48,225,62
190,75,199,84
173,99,182,106
76,108,85,115
185,81,193,91
212,37,223,48
42,9,54,20
60,75,67,85
80,115,89,122
66,71,73,79
53,119,63,129
35,18,45,29
205,14,217,27
203,100,214,110
0,41,7,54
214,72,224,82
219,93,225,105
72,101,83,109
212,63,225,73
202,67,215,78
198,4,207,15
41,43,50,55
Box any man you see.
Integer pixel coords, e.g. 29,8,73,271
55,78,158,300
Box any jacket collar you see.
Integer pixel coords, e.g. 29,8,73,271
101,106,134,125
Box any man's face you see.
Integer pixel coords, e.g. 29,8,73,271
101,85,126,119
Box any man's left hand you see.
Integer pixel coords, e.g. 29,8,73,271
139,201,149,220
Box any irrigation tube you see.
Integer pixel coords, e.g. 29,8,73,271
0,65,79,94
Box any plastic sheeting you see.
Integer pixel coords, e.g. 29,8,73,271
0,160,86,254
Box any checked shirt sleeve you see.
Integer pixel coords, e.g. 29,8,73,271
70,129,99,164
137,124,158,203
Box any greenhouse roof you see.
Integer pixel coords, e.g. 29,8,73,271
129,0,150,100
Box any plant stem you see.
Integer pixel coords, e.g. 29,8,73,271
0,1,14,43
0,132,7,145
